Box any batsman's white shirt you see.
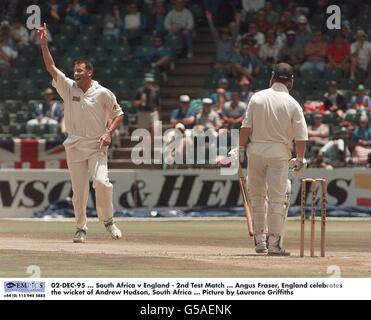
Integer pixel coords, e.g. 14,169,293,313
242,82,308,159
52,69,123,147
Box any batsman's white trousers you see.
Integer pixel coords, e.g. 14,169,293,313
247,142,290,238
65,138,113,230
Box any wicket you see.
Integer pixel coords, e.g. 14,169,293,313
300,178,327,257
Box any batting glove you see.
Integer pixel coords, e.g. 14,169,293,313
289,158,307,176
228,146,246,163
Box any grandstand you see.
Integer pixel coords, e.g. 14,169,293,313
0,0,370,169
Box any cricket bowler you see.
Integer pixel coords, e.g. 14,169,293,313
37,23,124,243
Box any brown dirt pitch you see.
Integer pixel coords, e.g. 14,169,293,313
0,218,370,277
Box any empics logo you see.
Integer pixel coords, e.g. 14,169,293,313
4,281,45,293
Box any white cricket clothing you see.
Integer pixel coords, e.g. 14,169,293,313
52,69,123,230
242,82,308,160
52,69,123,144
242,82,307,240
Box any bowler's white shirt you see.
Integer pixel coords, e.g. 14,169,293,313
52,69,123,145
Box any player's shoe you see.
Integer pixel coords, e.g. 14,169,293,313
73,229,86,243
254,234,268,254
255,242,268,254
267,235,290,256
104,219,122,239
267,247,290,256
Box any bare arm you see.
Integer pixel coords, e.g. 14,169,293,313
37,23,58,81
108,114,124,132
239,127,251,147
99,115,124,148
295,140,307,159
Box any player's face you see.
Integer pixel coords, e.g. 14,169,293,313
74,63,92,87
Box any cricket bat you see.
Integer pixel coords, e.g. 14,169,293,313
238,163,254,237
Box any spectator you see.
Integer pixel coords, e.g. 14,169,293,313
11,20,29,49
0,36,17,76
326,32,350,76
351,114,371,165
294,15,312,47
163,122,193,166
232,41,261,80
292,4,308,23
103,4,123,39
164,0,194,58
45,0,64,34
341,20,354,44
65,1,89,26
274,23,287,48
323,81,347,117
133,75,160,141
280,10,296,33
352,114,371,147
254,9,271,34
320,126,352,167
210,78,232,113
309,147,333,169
239,76,254,105
26,88,61,133
347,84,371,112
206,10,240,70
37,88,62,121
170,95,196,129
221,91,247,130
350,30,371,80
300,29,327,74
239,23,265,54
149,2,166,35
277,30,304,70
135,35,172,71
258,30,281,67
308,112,330,147
241,0,266,21
195,98,222,134
0,20,16,50
122,2,146,45
264,0,279,26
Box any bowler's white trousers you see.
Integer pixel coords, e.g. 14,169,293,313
65,138,113,230
247,142,291,239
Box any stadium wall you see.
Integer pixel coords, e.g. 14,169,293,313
0,168,370,217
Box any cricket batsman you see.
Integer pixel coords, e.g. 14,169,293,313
238,62,308,255
37,23,124,243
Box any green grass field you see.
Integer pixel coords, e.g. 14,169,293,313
0,219,370,277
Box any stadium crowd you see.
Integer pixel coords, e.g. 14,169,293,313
0,0,370,168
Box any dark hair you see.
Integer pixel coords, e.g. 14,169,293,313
74,59,94,72
272,62,294,83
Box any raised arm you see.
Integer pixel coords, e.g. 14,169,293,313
37,23,58,81
205,11,219,42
